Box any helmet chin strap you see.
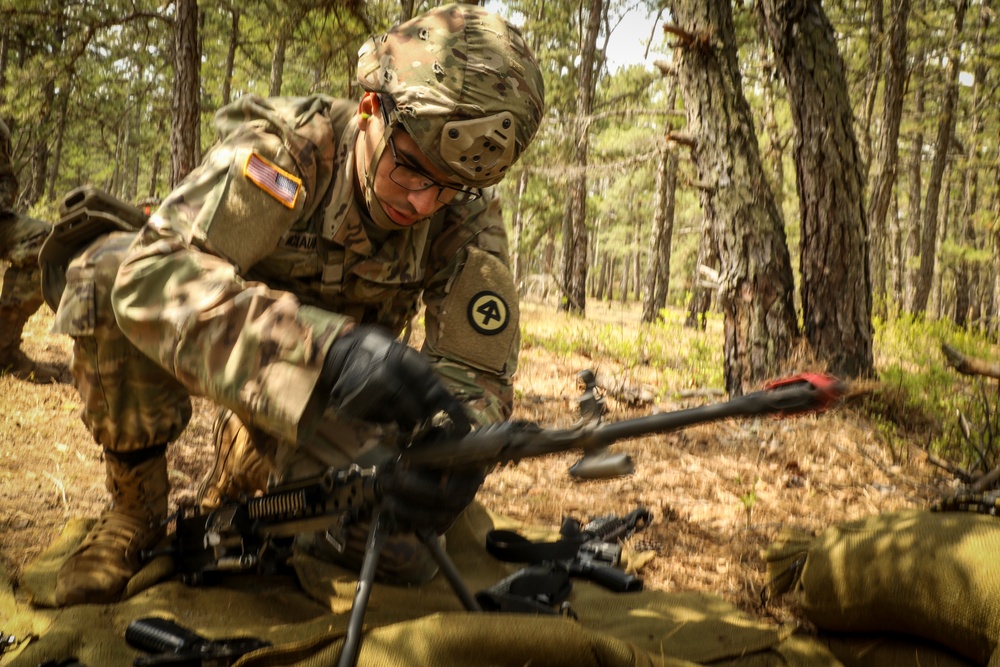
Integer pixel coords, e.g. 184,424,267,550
361,122,409,230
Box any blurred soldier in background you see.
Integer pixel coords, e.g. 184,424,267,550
0,117,56,381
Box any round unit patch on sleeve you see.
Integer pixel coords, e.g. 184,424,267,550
435,245,519,373
468,290,509,335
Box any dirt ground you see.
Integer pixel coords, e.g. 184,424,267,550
0,301,952,622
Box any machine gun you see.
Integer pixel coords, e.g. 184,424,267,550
158,372,843,667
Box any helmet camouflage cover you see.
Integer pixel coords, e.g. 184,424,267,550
357,3,545,188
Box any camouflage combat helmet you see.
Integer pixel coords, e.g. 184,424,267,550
357,3,545,188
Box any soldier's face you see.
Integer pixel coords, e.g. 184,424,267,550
359,109,458,228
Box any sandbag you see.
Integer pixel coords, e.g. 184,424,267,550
821,634,976,667
764,509,1000,666
4,503,848,667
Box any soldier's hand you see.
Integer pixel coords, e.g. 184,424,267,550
321,325,468,432
382,462,487,534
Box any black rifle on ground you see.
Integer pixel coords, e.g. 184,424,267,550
125,617,270,667
156,371,844,667
477,506,653,615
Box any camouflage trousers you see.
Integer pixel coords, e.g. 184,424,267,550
53,231,438,584
0,212,49,322
51,232,192,453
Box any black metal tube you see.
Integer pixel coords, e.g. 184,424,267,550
589,383,820,447
417,529,482,612
402,382,821,469
337,509,389,667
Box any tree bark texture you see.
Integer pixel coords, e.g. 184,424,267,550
904,55,925,309
511,169,529,289
859,0,884,172
866,0,911,305
559,0,603,314
642,140,678,323
685,219,716,331
170,0,201,187
269,30,287,97
667,0,799,395
222,7,240,107
0,25,8,98
47,82,70,201
753,15,786,215
953,0,990,328
759,0,874,379
911,0,968,314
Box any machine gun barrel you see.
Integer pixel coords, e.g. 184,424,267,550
400,373,844,471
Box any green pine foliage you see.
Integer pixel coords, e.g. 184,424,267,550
4,0,1000,469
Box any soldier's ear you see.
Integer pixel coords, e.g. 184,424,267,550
358,93,378,130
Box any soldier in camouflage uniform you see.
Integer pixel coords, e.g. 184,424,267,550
47,4,544,606
0,117,54,379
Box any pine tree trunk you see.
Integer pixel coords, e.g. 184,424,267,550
0,25,8,97
753,14,786,214
685,221,716,331
668,0,799,395
149,149,161,199
952,0,990,328
47,81,70,200
620,256,630,304
889,189,904,305
642,139,678,323
595,253,608,301
632,222,642,302
931,161,959,319
511,170,528,290
903,55,925,309
222,7,240,107
606,257,615,302
269,30,287,97
867,0,911,307
171,0,201,187
560,0,603,315
859,0,884,171
399,0,416,22
911,0,968,314
760,0,874,379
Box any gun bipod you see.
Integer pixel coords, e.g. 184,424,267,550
336,510,481,667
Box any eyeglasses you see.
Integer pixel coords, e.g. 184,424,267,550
378,101,480,206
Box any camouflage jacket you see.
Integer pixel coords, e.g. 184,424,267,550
0,118,17,214
112,95,519,445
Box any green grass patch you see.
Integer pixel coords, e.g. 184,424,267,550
520,302,725,401
522,301,1000,472
864,312,998,470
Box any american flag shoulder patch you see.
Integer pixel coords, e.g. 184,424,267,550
243,151,302,209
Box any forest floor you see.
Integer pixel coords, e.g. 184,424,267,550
0,300,956,625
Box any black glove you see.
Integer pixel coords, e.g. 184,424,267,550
382,462,487,534
321,325,470,433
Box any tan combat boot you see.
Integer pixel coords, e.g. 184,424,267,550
55,451,168,606
196,410,274,511
0,306,62,382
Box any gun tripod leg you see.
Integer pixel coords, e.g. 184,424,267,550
338,508,389,667
416,528,482,612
